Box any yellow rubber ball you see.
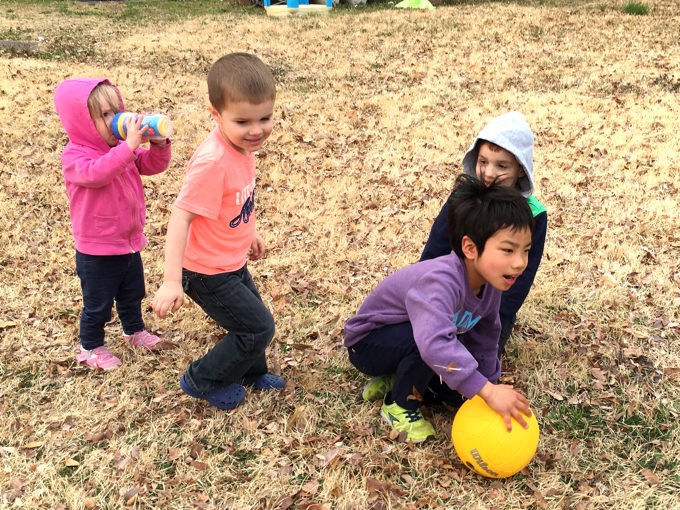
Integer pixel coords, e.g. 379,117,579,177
451,395,540,478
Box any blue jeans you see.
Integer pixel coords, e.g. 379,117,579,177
498,312,516,356
76,251,146,350
181,264,275,394
347,321,463,411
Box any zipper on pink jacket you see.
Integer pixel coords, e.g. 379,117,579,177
118,173,138,253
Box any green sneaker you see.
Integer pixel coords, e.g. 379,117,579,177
361,374,395,401
380,400,436,442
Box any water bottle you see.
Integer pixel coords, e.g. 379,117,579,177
112,112,173,141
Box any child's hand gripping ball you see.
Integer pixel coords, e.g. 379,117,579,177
451,395,539,478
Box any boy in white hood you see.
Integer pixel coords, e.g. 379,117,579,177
421,112,547,356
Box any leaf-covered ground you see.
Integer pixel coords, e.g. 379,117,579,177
1,0,679,508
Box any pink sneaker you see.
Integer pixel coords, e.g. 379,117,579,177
76,345,122,370
124,330,162,351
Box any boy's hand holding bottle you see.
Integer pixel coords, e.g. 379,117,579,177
478,381,532,432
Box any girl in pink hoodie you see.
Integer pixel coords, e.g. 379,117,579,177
54,78,171,370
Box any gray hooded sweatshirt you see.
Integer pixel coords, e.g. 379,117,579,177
420,111,548,355
462,111,535,198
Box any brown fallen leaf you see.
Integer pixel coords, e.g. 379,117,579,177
640,468,659,486
434,362,463,372
315,447,342,469
84,430,107,442
190,460,209,470
301,479,319,495
120,487,138,504
151,340,179,351
406,386,423,402
64,458,80,467
168,447,182,461
22,441,46,449
274,495,297,510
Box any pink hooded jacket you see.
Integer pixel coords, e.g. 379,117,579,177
54,78,171,255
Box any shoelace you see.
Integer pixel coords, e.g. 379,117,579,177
91,347,115,361
404,409,423,423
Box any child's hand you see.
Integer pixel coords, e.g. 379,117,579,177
152,281,184,319
125,114,151,152
248,232,265,260
478,381,531,432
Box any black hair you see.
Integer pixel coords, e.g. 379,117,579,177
446,174,534,257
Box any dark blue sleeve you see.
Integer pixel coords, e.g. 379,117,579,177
499,210,547,319
420,201,452,262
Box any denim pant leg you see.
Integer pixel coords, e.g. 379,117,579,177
182,265,275,394
423,377,464,408
498,312,516,357
76,252,126,349
347,321,435,411
114,252,145,336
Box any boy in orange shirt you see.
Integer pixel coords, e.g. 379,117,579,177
153,53,283,410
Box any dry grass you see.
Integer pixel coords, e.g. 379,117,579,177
1,0,679,508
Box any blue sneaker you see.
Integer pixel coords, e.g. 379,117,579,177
179,373,246,410
242,373,285,390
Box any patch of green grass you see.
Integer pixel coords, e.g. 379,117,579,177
528,24,544,40
57,454,82,477
231,448,257,465
653,73,680,93
323,365,347,375
0,27,32,39
117,0,262,23
621,1,648,15
22,32,98,61
269,62,292,80
544,401,608,439
15,365,42,390
156,459,177,476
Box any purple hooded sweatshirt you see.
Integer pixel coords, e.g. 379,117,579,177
54,78,171,255
344,253,502,398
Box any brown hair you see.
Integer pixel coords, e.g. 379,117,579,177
479,140,505,153
87,82,121,120
207,53,276,112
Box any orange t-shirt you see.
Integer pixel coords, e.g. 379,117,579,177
176,128,256,275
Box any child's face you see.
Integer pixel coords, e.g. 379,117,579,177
463,226,532,294
92,97,119,147
476,142,525,188
210,99,274,155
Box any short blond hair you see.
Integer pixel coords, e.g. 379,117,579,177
87,82,121,119
207,53,276,112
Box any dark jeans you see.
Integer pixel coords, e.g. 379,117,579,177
181,264,275,394
76,251,146,350
347,321,463,411
498,312,516,356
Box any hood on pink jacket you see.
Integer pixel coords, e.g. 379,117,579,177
54,78,125,152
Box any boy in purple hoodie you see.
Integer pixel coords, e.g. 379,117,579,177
54,78,171,370
344,175,534,442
